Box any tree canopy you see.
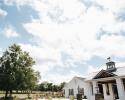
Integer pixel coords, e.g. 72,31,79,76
0,44,40,98
37,81,66,92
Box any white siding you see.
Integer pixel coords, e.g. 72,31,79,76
64,77,88,98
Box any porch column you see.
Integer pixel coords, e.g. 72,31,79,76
87,82,93,100
102,83,114,100
116,78,125,100
92,81,98,95
108,83,114,100
92,81,98,100
102,84,107,99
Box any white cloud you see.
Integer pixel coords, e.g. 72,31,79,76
23,6,125,61
87,65,104,74
0,8,7,17
42,70,83,84
2,25,20,38
22,0,125,83
4,0,86,22
19,43,84,84
5,0,125,83
19,43,62,75
4,0,33,6
95,0,125,14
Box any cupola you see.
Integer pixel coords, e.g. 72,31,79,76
106,57,116,72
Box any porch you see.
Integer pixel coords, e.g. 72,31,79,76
90,76,125,100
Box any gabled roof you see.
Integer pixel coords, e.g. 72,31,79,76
113,66,125,76
69,76,85,83
64,76,85,88
93,70,117,79
74,76,85,81
85,65,125,81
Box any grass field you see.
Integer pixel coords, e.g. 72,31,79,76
0,93,66,100
0,93,87,100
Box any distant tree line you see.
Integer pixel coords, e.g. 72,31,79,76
34,82,66,92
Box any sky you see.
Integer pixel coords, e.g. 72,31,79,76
0,0,125,84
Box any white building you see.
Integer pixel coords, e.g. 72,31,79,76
63,76,87,98
64,59,125,100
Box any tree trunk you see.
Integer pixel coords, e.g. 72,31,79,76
10,90,12,97
16,90,18,93
5,90,8,99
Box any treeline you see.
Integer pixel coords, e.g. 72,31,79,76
34,82,66,92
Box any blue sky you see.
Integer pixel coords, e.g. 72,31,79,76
0,0,125,84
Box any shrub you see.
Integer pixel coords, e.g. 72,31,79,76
83,95,87,99
77,94,82,100
70,96,74,100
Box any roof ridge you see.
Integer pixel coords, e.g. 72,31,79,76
74,76,85,79
116,66,125,68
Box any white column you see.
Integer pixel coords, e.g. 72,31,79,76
108,83,114,100
92,81,98,100
116,78,125,100
86,82,93,100
92,81,98,95
102,83,114,100
102,84,107,100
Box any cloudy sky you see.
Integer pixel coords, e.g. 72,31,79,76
0,0,125,84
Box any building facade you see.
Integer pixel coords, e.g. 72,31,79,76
63,77,87,98
64,59,125,100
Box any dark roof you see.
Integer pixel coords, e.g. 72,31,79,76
93,70,117,79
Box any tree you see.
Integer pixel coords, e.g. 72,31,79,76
52,85,59,92
47,83,53,91
39,82,53,91
38,81,66,92
0,44,40,99
59,82,66,91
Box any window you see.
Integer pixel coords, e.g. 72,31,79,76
91,83,93,95
71,89,74,95
69,89,74,95
63,90,65,94
69,89,70,95
78,87,84,95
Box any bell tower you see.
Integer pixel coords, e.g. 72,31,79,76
106,57,116,72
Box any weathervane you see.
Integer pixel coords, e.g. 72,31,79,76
107,57,111,62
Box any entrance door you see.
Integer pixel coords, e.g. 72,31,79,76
98,84,104,95
95,84,104,100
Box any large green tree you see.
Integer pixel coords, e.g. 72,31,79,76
0,44,40,98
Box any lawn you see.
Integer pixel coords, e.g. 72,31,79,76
0,93,87,100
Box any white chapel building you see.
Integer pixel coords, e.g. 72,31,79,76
63,58,125,100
